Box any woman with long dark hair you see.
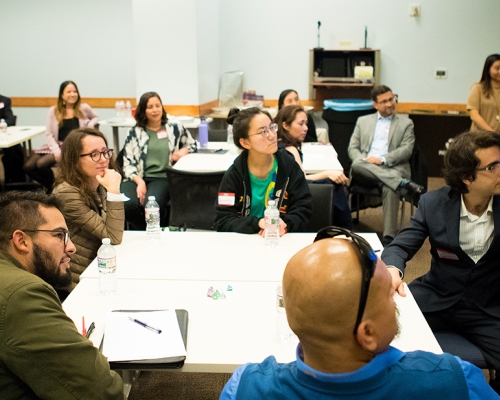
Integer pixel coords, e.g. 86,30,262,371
278,89,317,142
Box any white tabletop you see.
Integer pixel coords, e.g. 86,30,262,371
63,279,442,373
0,126,46,148
99,116,212,130
81,231,383,282
173,142,343,173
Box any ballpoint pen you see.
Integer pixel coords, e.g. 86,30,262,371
214,148,224,153
85,322,95,339
128,317,162,334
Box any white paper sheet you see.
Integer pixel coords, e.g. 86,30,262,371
103,310,187,362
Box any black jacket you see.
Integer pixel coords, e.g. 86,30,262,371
0,95,15,126
215,149,312,233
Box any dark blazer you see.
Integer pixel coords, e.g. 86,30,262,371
382,186,500,318
0,95,15,126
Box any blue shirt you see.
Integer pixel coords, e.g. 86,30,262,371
220,345,497,400
368,113,392,158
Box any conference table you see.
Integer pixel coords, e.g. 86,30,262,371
0,125,46,156
173,142,343,173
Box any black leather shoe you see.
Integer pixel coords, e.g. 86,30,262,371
402,180,424,196
382,236,394,247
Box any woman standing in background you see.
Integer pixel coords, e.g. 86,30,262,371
24,81,98,191
467,54,500,133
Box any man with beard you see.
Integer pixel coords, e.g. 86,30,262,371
220,229,496,399
0,191,123,399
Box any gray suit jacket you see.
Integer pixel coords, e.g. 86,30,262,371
348,112,415,178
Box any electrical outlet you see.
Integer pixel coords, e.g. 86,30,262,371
409,4,421,17
435,69,448,79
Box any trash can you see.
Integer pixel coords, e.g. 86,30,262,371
322,99,375,172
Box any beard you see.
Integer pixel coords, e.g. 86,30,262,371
32,243,73,290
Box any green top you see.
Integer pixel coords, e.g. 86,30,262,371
249,156,278,218
145,126,171,178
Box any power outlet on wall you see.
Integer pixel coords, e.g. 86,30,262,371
435,69,448,79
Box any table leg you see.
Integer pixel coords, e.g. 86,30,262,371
113,127,120,151
121,370,140,399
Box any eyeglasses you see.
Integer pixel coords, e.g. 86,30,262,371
377,97,396,105
314,226,377,335
20,229,70,246
248,123,278,139
476,161,500,174
80,149,114,162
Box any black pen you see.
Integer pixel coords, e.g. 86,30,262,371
128,317,162,334
85,322,95,339
214,148,224,153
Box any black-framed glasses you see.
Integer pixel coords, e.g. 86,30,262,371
476,161,500,174
248,123,278,139
20,229,70,246
80,149,114,162
314,226,377,335
377,97,396,105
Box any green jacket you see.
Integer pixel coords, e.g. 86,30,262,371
0,251,123,399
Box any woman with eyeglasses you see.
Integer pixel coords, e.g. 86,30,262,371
467,54,500,133
278,89,317,142
121,91,197,230
53,128,125,291
24,81,98,192
276,105,352,229
215,107,312,234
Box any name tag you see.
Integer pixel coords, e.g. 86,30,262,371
157,130,168,139
436,248,459,260
0,102,4,109
218,192,235,206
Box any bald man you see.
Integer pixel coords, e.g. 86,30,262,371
219,237,497,399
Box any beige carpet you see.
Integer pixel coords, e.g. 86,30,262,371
127,178,446,400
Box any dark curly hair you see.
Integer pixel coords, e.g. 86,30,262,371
443,130,500,193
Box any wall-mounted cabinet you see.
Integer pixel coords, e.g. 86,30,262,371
309,49,380,102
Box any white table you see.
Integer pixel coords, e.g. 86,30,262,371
0,126,46,156
99,116,212,151
173,142,343,173
63,279,442,374
80,231,383,282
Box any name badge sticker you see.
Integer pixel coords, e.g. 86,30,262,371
157,130,168,139
218,192,235,206
436,248,460,260
0,102,4,109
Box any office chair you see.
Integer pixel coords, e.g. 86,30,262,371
306,183,334,232
165,167,225,230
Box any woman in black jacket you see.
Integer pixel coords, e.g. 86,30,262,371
215,107,312,234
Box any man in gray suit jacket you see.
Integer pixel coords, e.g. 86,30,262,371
348,85,423,245
382,130,500,394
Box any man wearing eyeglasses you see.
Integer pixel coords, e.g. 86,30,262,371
0,191,123,399
383,130,500,394
348,85,424,247
220,231,496,399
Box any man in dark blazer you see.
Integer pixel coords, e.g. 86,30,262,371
348,85,423,246
0,94,25,183
382,130,500,393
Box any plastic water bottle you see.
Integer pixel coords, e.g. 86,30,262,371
276,285,295,340
264,200,280,247
145,196,161,240
198,117,208,148
115,101,120,119
0,119,7,133
97,238,117,295
125,101,132,118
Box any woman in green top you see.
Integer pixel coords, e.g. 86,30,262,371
121,92,197,229
215,108,312,235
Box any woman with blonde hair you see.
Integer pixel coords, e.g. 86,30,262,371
24,80,98,191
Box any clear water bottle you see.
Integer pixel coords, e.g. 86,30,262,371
115,101,120,119
118,100,125,119
97,238,117,295
198,117,208,148
276,285,295,340
264,200,280,247
145,196,161,240
125,100,132,118
0,119,7,133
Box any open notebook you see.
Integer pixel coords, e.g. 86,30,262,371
103,309,188,369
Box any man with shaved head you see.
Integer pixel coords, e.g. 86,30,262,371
220,229,497,399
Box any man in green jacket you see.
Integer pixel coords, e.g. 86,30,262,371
0,191,123,399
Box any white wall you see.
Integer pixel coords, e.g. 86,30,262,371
219,0,500,103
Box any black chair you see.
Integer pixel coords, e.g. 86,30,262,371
349,143,428,228
306,183,334,232
434,331,494,378
165,167,225,230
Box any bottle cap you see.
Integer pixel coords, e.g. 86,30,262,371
148,196,156,201
268,200,275,206
102,238,111,245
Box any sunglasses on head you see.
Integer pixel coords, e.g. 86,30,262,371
314,226,377,335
